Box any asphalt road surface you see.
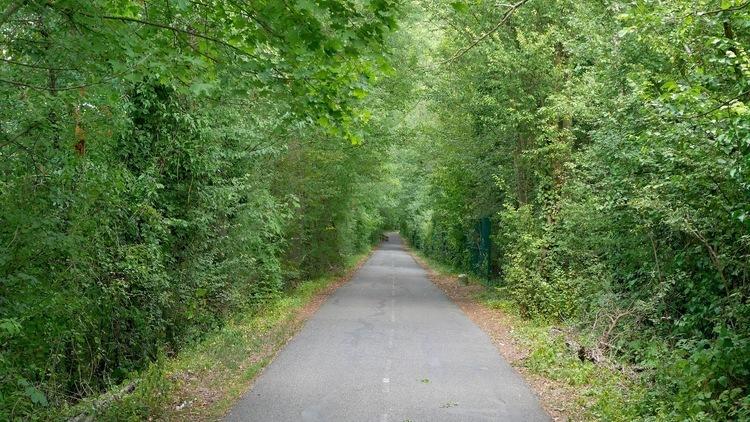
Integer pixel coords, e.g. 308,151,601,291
226,233,549,422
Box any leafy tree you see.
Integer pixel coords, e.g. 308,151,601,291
1,0,400,418
394,0,749,418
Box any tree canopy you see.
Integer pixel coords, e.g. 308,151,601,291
1,0,749,420
391,0,749,419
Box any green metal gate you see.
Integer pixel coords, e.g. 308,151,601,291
470,216,491,280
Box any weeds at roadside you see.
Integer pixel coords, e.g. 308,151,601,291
409,248,643,421
59,251,372,421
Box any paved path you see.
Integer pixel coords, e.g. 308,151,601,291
226,233,549,421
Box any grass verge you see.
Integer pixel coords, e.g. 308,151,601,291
406,249,644,422
59,250,373,421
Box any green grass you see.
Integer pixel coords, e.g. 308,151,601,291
482,297,644,421
55,251,372,421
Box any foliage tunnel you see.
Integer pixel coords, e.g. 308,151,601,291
2,0,750,420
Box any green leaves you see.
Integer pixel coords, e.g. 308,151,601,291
188,81,216,96
18,379,47,407
0,319,21,339
390,0,750,419
0,0,400,418
351,87,369,99
450,2,469,13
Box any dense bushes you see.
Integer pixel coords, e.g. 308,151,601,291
3,0,748,419
393,0,749,419
0,1,399,418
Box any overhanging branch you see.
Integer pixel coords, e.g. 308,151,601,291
438,0,531,66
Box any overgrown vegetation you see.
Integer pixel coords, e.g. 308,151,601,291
72,251,371,421
3,0,749,420
482,294,644,421
1,1,400,419
392,1,750,420
411,249,642,420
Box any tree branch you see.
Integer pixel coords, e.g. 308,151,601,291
0,76,109,91
83,13,252,57
0,121,40,149
438,0,531,66
0,53,154,92
686,89,750,120
698,0,750,16
1,58,77,72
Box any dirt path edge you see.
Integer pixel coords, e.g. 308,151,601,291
406,249,576,422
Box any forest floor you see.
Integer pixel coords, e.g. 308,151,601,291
407,250,640,421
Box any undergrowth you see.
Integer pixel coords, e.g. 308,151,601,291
50,251,371,421
411,248,642,421
482,296,644,421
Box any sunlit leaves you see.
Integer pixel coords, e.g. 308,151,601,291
450,2,469,13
